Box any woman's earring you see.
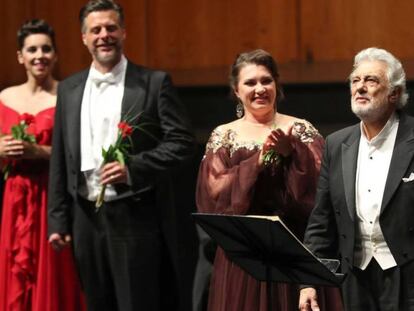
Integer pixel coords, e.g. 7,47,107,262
236,102,244,118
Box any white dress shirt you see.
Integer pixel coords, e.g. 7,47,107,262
79,55,127,201
354,112,399,270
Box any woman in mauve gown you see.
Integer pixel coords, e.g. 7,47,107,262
196,49,343,311
0,19,84,311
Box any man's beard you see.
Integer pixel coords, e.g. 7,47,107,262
351,96,390,122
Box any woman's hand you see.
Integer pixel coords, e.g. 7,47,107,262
0,135,12,157
268,126,294,157
19,140,41,159
259,125,295,166
0,137,50,160
0,135,23,158
260,125,295,159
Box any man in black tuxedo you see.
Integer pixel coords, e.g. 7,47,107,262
299,47,414,311
47,1,194,310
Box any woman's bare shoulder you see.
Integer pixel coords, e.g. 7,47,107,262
216,119,243,131
0,85,25,102
278,113,319,128
277,113,306,124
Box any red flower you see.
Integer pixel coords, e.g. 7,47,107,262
19,113,35,125
118,122,133,138
96,115,158,210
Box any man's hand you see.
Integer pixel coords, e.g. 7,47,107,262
100,161,128,185
299,287,320,311
49,233,72,251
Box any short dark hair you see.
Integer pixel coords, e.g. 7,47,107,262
17,19,56,50
79,0,124,32
230,49,285,104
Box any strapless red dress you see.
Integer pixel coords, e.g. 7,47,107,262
0,101,85,310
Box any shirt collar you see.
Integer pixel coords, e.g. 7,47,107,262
88,55,127,85
360,112,399,146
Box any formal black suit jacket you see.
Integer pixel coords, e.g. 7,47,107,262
304,111,414,274
47,60,194,290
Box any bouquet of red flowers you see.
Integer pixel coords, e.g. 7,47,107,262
2,113,36,179
95,121,134,208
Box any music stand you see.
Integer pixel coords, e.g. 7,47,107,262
192,213,344,311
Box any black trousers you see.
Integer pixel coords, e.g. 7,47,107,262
72,197,162,311
342,259,414,311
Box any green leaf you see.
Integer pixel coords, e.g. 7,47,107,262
115,149,125,166
11,125,23,139
105,146,115,162
262,149,282,167
2,164,10,180
27,135,36,143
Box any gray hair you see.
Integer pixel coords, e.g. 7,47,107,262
351,47,408,109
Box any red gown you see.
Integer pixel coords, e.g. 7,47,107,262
0,101,85,311
196,121,343,311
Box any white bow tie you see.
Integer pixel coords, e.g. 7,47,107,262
89,70,118,87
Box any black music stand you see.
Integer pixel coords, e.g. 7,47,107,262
192,213,344,311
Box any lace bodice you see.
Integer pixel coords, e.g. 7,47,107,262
205,120,321,157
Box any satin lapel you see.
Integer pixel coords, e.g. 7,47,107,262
121,62,146,123
66,72,88,170
341,127,360,221
381,115,414,212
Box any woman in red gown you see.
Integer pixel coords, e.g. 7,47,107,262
0,19,84,311
196,49,343,311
